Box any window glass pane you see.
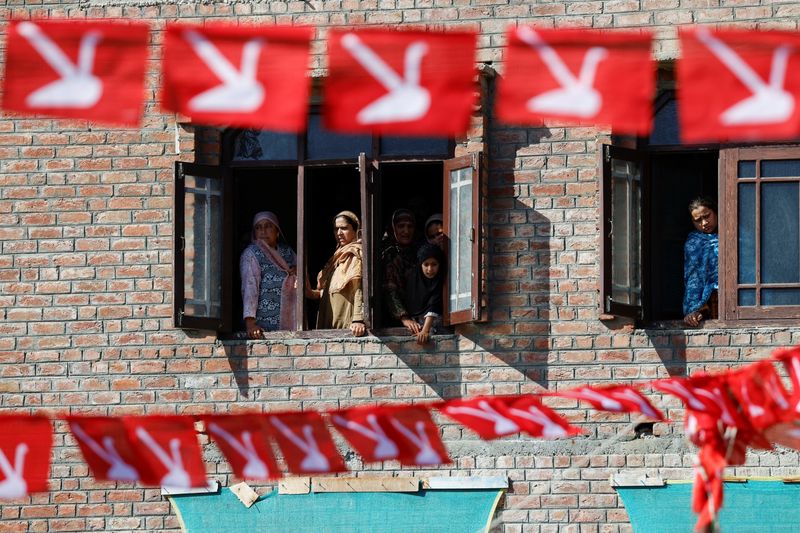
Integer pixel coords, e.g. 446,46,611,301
762,288,800,306
649,98,680,146
761,182,800,283
610,159,641,306
449,166,473,314
761,159,800,178
381,136,449,157
306,115,372,160
738,182,756,284
738,161,756,179
233,129,297,161
738,289,756,306
183,175,223,318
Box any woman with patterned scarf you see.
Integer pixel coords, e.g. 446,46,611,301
683,198,719,327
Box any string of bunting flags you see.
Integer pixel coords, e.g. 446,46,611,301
3,18,800,142
4,346,800,532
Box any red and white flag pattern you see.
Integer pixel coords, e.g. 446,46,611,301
324,28,477,136
440,396,522,440
2,19,149,126
678,28,800,143
267,412,346,474
66,416,141,482
122,415,207,488
202,414,280,480
329,406,402,463
380,406,451,466
497,27,654,135
0,415,52,500
504,396,583,439
162,23,313,131
549,385,665,421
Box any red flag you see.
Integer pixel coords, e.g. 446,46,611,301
774,346,800,413
496,27,654,135
678,28,800,143
329,406,402,463
65,416,142,483
652,375,742,428
202,414,280,481
439,396,523,439
267,412,346,474
379,406,451,467
504,396,583,439
324,28,477,136
548,385,665,421
692,444,726,532
727,361,792,430
123,415,207,488
0,415,52,500
2,19,149,126
162,23,313,131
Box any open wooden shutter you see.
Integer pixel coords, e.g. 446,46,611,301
174,161,232,331
601,144,647,319
359,153,379,329
443,153,484,325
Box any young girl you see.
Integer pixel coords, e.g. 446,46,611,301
404,243,446,344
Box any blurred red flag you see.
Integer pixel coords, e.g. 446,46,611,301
2,19,149,126
123,415,207,488
440,396,523,439
549,384,665,421
329,406,403,463
162,23,313,131
267,412,346,474
0,415,52,500
66,416,142,483
678,27,800,142
497,27,654,135
202,414,280,481
380,406,451,466
505,396,584,439
324,28,477,136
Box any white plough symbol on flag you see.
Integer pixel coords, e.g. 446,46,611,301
207,422,270,479
341,33,430,124
17,21,103,108
134,427,191,488
332,414,399,460
271,418,331,472
71,424,139,481
0,444,28,499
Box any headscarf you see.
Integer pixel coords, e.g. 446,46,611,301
424,213,444,245
405,243,446,318
318,211,362,295
683,230,719,315
391,208,415,244
251,211,296,329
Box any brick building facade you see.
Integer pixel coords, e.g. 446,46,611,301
3,1,800,532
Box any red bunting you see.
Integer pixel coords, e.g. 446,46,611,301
2,19,149,126
0,415,52,500
267,412,346,474
678,28,800,143
329,406,402,463
65,416,142,483
504,396,583,439
380,406,451,467
162,23,313,131
652,375,743,428
692,444,726,532
496,27,654,135
123,415,207,488
202,414,280,481
440,396,523,440
727,361,792,430
549,385,665,421
324,28,477,136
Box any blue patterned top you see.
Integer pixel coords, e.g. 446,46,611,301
246,243,295,331
683,231,719,315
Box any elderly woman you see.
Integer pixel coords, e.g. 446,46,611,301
381,208,421,332
683,197,719,327
240,211,297,338
307,211,366,336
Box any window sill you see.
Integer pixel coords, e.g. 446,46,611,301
636,318,800,330
220,327,455,343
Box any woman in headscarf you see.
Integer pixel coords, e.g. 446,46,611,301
307,211,366,336
240,211,298,338
424,213,445,249
405,243,446,344
683,197,719,327
381,208,421,331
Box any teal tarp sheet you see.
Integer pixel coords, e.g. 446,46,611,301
170,487,503,533
618,481,800,532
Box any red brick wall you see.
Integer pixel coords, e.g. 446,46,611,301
2,2,800,532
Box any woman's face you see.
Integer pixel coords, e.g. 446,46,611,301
394,219,415,246
690,206,718,234
335,217,357,246
254,219,279,247
421,257,440,279
426,222,444,246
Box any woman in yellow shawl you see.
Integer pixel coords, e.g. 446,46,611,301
308,211,366,336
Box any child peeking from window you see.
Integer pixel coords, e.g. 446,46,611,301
404,243,446,345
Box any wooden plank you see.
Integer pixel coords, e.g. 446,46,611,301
311,477,419,493
279,477,311,494
161,480,220,496
229,482,259,508
424,476,508,490
610,473,665,487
